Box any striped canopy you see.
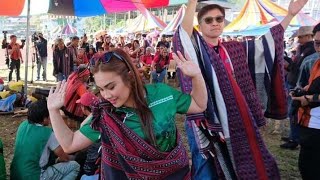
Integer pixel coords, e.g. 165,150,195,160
125,14,167,33
225,0,317,32
161,5,199,35
161,5,186,35
124,3,167,33
61,24,77,35
0,0,188,17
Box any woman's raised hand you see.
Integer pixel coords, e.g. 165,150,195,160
173,51,202,78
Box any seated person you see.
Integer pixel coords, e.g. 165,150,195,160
89,47,104,68
76,48,89,67
141,47,154,66
63,65,90,121
10,100,80,180
77,92,101,180
87,47,96,60
151,47,170,83
0,81,24,106
140,47,154,79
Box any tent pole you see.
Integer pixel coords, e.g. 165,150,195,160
24,0,31,95
104,14,106,29
162,7,164,21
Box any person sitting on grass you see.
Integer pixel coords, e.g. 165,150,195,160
10,99,80,180
63,65,90,121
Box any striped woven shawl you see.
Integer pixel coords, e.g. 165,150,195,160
173,24,287,179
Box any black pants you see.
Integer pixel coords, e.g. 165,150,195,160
8,59,21,81
299,126,320,180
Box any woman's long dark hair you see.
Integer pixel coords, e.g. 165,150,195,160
91,48,156,147
158,48,169,63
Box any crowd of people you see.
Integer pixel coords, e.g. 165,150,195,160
1,0,320,179
50,32,176,85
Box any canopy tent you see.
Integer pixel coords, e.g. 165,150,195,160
225,0,317,32
0,0,189,17
161,5,186,35
258,0,317,26
147,30,160,38
125,14,167,33
50,25,62,35
125,6,167,33
61,24,77,35
161,5,201,35
223,21,299,36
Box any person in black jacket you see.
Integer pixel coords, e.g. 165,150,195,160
36,33,48,81
281,26,316,150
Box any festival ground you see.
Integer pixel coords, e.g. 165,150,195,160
0,63,302,179
0,113,301,179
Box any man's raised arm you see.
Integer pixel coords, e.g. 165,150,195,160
181,0,198,37
281,0,308,30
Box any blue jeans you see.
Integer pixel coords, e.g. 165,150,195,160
287,83,300,142
56,73,67,82
37,56,47,80
151,69,166,83
185,121,218,180
41,161,80,180
81,174,99,180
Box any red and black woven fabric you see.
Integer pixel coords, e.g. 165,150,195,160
173,24,287,180
91,100,191,180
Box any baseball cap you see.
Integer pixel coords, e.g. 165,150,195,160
297,26,314,37
76,92,98,107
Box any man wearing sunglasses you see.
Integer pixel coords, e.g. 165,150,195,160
174,0,309,179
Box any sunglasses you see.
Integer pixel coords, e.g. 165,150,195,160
314,40,320,47
92,52,129,68
298,35,309,39
201,16,225,24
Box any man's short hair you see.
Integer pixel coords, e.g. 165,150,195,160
313,23,320,35
10,35,17,39
197,4,225,23
27,99,49,124
55,38,64,45
72,36,80,41
157,43,167,48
